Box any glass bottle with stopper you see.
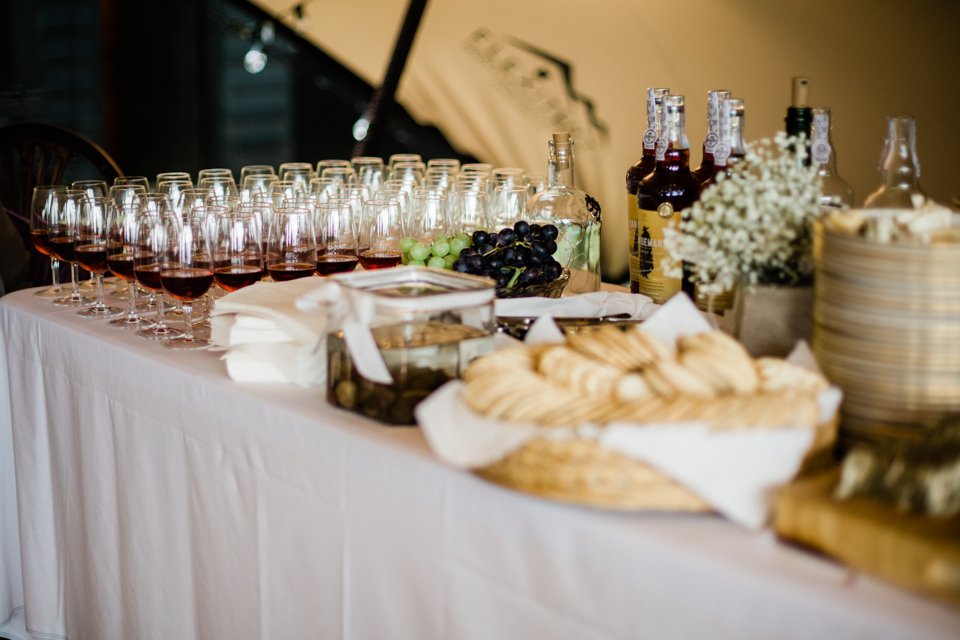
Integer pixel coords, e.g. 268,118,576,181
864,116,926,209
810,107,854,211
693,89,732,186
524,132,602,293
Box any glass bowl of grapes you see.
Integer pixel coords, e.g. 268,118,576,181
401,221,567,298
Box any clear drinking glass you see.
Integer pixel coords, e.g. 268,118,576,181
134,205,182,340
427,158,461,173
159,214,214,349
199,176,239,201
75,197,124,319
278,162,313,182
239,164,275,185
388,153,422,171
449,185,489,234
197,168,234,183
30,185,67,297
410,188,451,243
50,189,94,307
114,176,150,190
106,201,149,328
156,171,194,188
358,199,403,269
315,201,359,275
490,185,528,228
265,207,317,281
241,174,279,203
351,156,384,193
316,159,351,175
320,166,357,185
212,210,264,292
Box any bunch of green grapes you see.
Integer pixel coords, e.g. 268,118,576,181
400,232,473,269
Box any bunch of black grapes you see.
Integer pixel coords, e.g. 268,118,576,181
452,221,563,289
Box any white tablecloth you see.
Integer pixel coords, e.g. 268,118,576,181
1,288,958,640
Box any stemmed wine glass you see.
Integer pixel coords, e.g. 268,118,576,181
212,210,264,292
30,185,67,297
358,199,403,269
50,189,93,307
106,201,149,328
315,201,359,275
159,214,214,349
265,206,316,281
71,180,109,291
134,201,182,341
75,197,124,319
114,176,150,190
410,188,451,243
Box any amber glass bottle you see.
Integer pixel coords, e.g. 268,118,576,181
692,89,731,186
634,95,701,302
627,87,669,291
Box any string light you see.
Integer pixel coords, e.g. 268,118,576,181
243,21,274,75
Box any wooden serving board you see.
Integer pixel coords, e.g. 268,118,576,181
774,470,960,608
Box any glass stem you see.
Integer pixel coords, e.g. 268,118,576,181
70,263,81,301
156,297,167,330
182,303,194,341
94,273,105,310
127,282,138,322
50,257,61,291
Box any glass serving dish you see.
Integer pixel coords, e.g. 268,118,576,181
326,267,496,425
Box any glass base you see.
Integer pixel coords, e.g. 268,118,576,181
163,336,210,350
137,324,183,341
109,314,152,329
78,304,125,319
52,293,94,308
35,286,63,298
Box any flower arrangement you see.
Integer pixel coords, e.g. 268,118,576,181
664,133,822,297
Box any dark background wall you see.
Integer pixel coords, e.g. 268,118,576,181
0,0,470,179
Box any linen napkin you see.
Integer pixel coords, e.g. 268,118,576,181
209,278,330,387
416,293,840,530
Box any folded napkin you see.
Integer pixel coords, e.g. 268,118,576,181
210,278,330,387
416,293,841,530
494,290,656,320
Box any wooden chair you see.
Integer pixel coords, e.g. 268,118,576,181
0,122,123,289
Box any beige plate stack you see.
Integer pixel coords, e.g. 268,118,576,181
813,223,960,443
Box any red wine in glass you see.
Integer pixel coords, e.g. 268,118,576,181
107,254,136,281
214,265,264,291
75,244,109,274
50,237,77,263
134,264,163,292
358,250,402,270
31,229,54,257
160,267,214,301
316,254,359,276
268,261,316,281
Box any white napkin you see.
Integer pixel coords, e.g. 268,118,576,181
210,278,330,387
494,290,656,320
416,292,838,530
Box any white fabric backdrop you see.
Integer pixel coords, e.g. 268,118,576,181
1,288,959,639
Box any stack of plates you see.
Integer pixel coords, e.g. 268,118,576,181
813,222,960,443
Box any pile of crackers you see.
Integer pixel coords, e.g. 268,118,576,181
462,326,828,429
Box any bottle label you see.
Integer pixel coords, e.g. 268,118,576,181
633,205,681,304
704,132,720,153
655,137,667,162
642,128,658,150
627,194,641,290
714,141,731,167
812,112,831,163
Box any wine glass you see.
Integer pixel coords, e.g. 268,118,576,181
388,153,422,171
449,185,489,234
410,188,451,243
50,189,94,307
156,171,193,188
197,168,234,183
212,210,264,292
114,176,150,190
265,206,317,281
315,201,359,275
490,185,527,228
351,156,384,193
239,164,275,185
71,180,109,290
358,199,403,269
320,166,357,185
427,158,461,174
199,176,239,201
241,174,279,203
75,197,124,319
460,163,493,176
158,179,193,214
134,203,182,341
278,162,313,182
159,214,214,349
30,185,67,297
106,201,149,328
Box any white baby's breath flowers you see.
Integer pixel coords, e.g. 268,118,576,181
664,133,822,296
